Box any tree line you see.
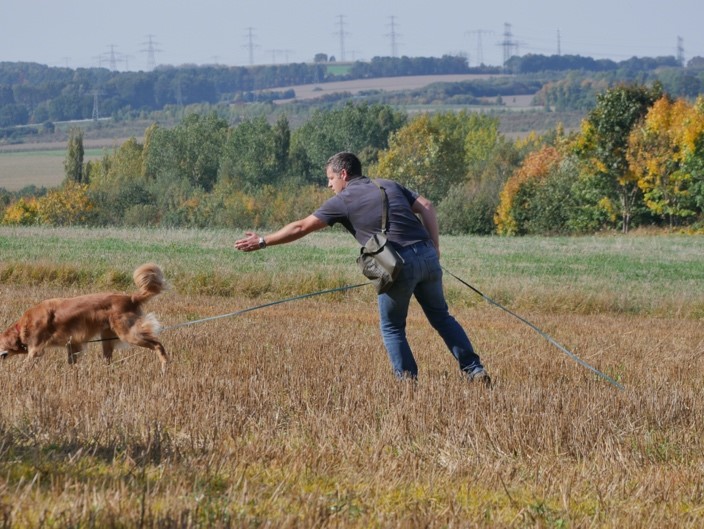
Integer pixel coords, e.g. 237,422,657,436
0,57,476,129
2,52,704,132
2,83,703,235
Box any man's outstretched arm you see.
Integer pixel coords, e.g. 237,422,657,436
235,214,328,252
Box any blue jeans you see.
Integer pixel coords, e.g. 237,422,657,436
377,240,484,379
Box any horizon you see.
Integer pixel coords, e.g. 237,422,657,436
1,0,702,72
0,50,690,76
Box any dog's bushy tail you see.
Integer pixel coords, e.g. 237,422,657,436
132,263,166,304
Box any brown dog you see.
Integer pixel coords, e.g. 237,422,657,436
0,263,169,371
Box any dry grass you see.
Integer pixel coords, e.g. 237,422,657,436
0,228,703,527
1,287,703,527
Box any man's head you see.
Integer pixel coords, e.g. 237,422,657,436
325,152,362,195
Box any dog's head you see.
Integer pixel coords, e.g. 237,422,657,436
0,324,25,359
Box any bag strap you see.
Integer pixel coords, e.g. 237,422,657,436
371,179,390,235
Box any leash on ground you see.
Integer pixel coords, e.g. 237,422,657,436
442,266,625,390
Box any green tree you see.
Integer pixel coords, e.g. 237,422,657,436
219,116,288,190
438,137,521,235
272,114,291,177
64,127,85,184
290,102,406,181
143,112,228,192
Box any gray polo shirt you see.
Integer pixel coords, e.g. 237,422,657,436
313,177,431,246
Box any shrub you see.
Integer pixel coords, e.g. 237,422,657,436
2,197,40,225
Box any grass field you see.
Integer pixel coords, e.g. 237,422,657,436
0,227,703,527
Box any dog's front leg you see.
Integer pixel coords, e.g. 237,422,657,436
26,346,43,366
66,342,83,365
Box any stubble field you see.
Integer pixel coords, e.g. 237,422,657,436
0,227,702,528
0,146,113,191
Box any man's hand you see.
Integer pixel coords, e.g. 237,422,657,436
235,215,327,252
235,232,262,252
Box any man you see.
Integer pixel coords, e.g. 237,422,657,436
235,152,490,384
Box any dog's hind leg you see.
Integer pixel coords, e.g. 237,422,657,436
114,313,169,372
118,327,169,372
100,330,118,364
131,337,169,373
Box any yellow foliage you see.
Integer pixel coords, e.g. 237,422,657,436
597,197,618,222
377,114,435,178
628,96,704,218
2,197,40,225
513,131,542,152
36,181,94,226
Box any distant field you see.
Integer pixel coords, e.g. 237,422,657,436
0,148,105,191
269,73,530,106
325,64,354,76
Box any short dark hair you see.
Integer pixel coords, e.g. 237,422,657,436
325,152,362,177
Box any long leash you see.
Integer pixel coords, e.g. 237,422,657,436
72,282,369,362
161,282,369,332
18,269,624,390
442,266,625,390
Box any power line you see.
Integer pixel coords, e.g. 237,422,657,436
497,23,521,67
467,29,493,66
335,15,349,62
123,54,135,71
105,44,119,70
244,27,258,66
90,88,104,121
386,16,401,58
140,35,161,70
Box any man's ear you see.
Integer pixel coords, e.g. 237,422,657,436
339,169,349,181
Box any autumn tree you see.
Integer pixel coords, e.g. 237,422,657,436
36,181,94,225
376,112,498,202
495,145,563,235
2,197,40,225
627,95,704,226
574,83,662,232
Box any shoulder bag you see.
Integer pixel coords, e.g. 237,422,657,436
356,180,404,294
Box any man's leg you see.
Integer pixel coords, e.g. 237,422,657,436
413,251,484,374
378,259,419,379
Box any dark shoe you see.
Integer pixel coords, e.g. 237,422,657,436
468,367,492,388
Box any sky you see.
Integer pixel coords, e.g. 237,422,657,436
1,0,703,71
